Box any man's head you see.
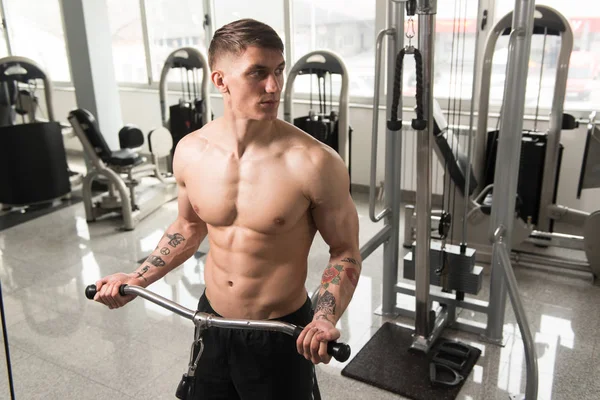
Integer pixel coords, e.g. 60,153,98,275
209,19,285,120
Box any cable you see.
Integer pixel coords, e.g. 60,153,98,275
309,69,313,114
453,0,469,245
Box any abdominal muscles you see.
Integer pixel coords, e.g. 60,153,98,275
203,212,316,320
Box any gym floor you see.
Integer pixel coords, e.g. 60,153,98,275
1,190,599,400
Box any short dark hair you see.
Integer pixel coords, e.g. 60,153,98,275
208,19,284,70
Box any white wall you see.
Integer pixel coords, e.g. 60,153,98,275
50,86,599,214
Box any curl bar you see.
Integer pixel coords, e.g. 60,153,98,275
85,284,351,363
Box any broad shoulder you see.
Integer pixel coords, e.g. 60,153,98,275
277,119,340,167
172,120,218,183
277,120,348,201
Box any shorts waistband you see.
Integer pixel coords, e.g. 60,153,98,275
197,291,312,325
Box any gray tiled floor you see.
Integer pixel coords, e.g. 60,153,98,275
0,189,599,399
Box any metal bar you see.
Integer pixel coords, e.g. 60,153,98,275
546,204,590,226
452,319,487,337
462,0,485,244
486,0,535,343
0,281,15,400
381,0,404,316
537,8,574,231
204,314,296,336
413,0,436,340
393,308,488,337
203,0,215,53
124,286,297,336
360,225,392,261
474,12,511,192
124,286,196,320
411,306,448,353
486,1,538,398
139,0,154,85
0,0,12,56
526,230,585,251
369,27,394,223
496,242,538,400
513,250,591,272
283,0,294,78
395,282,490,314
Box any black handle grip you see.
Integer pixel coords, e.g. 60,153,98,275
85,284,128,299
293,326,351,362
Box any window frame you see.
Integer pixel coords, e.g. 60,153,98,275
1,0,594,122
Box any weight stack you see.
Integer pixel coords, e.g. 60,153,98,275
484,130,563,226
403,241,483,295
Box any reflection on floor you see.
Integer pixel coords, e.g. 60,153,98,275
0,192,599,399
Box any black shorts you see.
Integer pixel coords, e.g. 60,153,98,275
190,292,316,400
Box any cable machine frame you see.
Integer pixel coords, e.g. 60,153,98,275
362,0,537,398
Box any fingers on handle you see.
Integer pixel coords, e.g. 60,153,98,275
318,341,331,364
296,326,309,355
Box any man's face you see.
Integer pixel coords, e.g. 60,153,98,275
214,46,285,121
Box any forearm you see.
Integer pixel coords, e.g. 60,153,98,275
313,252,362,325
129,219,207,287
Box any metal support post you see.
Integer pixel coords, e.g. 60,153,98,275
487,1,538,398
486,0,535,343
381,0,405,316
412,0,436,343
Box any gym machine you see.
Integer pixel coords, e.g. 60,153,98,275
283,50,352,175
354,0,537,398
0,56,81,210
67,108,176,231
159,47,212,169
579,112,600,276
404,5,600,281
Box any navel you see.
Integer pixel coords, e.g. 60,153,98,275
228,281,233,287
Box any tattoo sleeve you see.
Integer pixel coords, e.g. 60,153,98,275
315,290,336,321
135,265,150,282
148,255,166,267
314,256,362,324
166,233,186,247
132,232,189,285
320,261,361,290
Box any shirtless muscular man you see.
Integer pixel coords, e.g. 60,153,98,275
93,18,361,400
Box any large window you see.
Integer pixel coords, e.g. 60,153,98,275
145,0,207,83
494,0,600,110
214,1,285,38
291,0,376,97
107,0,148,84
4,0,71,81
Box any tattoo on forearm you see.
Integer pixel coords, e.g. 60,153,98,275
341,257,361,270
148,255,166,267
166,233,185,247
135,265,150,282
315,290,336,318
321,263,342,288
321,262,360,289
160,247,170,255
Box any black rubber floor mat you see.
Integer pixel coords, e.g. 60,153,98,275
341,322,480,400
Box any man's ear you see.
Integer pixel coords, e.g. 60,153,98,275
211,70,229,94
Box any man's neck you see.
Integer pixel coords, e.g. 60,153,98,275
222,109,276,158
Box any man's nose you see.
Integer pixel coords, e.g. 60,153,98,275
265,74,282,93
